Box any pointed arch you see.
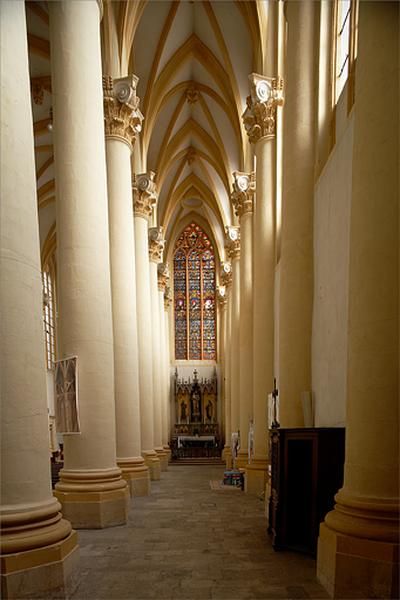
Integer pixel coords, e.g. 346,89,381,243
157,118,230,193
172,221,217,361
143,34,241,151
162,173,226,234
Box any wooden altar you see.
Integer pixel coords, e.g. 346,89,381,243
173,369,220,458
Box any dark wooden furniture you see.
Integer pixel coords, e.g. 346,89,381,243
268,427,345,556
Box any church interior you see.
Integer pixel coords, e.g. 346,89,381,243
0,0,398,599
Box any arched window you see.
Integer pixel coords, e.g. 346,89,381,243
42,264,56,370
173,222,216,360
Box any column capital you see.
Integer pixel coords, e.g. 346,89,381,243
217,285,227,309
242,73,284,143
164,285,172,310
157,263,170,291
225,226,240,260
230,171,255,219
103,75,144,151
148,226,165,263
220,261,232,288
132,171,157,220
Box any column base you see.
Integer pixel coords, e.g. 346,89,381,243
236,449,249,469
163,445,172,462
245,457,268,495
222,446,232,469
142,451,161,481
317,522,399,599
1,498,79,599
155,447,169,472
317,492,399,599
54,468,129,529
1,532,79,600
117,456,150,497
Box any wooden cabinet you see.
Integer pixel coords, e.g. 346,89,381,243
268,427,345,556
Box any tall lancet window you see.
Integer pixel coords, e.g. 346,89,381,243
173,222,216,360
42,265,56,370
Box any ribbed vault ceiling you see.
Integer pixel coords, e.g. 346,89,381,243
27,1,267,263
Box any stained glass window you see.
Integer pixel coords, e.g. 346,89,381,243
173,222,216,360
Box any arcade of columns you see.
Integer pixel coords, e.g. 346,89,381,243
0,2,398,600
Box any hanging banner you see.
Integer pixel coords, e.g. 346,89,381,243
54,356,80,434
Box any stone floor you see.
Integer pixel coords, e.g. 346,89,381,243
70,465,329,600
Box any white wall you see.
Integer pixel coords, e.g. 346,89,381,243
312,113,354,427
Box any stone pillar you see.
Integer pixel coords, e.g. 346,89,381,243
242,74,284,494
49,0,129,528
103,75,149,497
158,264,172,461
221,263,233,468
217,285,228,453
148,228,168,471
225,227,240,449
0,2,78,595
231,173,255,469
132,172,161,481
164,286,173,450
317,3,399,598
278,0,317,428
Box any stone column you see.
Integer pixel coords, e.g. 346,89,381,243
242,74,284,494
317,3,399,598
231,173,255,469
148,228,168,471
103,75,149,497
225,227,240,449
0,2,78,595
278,0,317,428
217,285,228,452
158,264,172,461
49,0,129,528
164,286,173,449
221,263,233,467
132,172,161,480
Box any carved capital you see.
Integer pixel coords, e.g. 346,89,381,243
242,74,284,144
158,263,170,292
164,285,172,310
230,171,255,219
103,75,144,151
132,171,157,220
220,261,232,288
148,227,165,263
225,226,240,260
217,285,227,309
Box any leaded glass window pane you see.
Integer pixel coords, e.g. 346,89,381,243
174,249,187,359
173,222,216,360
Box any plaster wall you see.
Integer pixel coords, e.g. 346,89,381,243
274,263,281,390
312,112,354,427
46,369,55,415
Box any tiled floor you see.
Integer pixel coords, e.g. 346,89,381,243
70,465,329,600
